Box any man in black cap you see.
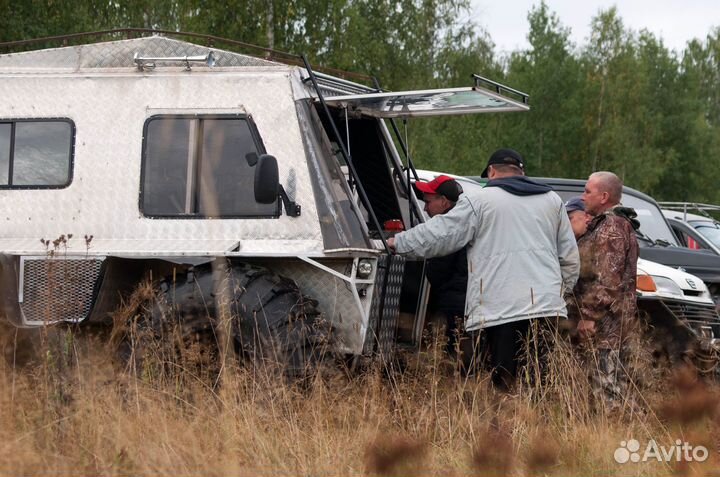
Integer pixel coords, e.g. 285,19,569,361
389,149,579,390
479,148,526,178
414,175,468,359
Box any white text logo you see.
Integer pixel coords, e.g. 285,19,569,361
614,439,708,464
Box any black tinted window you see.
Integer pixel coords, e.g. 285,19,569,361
141,115,278,218
0,120,73,188
143,119,191,215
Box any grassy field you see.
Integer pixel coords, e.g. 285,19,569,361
1,314,718,477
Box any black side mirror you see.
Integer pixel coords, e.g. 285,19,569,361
254,154,279,204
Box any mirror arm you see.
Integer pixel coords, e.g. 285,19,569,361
279,185,301,217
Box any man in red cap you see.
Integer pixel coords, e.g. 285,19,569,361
414,175,468,360
415,175,462,219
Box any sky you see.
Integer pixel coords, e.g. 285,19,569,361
470,0,720,54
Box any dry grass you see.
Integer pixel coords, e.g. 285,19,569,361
1,314,719,476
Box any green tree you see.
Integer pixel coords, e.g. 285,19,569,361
655,30,720,202
498,1,583,178
577,8,672,192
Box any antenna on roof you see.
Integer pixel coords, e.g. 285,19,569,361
133,51,215,71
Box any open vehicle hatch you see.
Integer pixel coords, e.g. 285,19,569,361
321,76,529,118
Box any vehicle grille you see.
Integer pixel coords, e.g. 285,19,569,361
682,289,703,297
20,257,104,325
662,301,720,326
663,302,720,338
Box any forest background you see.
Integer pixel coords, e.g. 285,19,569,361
1,0,719,203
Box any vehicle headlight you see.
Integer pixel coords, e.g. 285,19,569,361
357,259,374,279
651,275,684,297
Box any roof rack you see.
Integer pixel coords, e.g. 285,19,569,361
0,28,373,83
659,202,720,221
472,74,529,105
302,70,378,97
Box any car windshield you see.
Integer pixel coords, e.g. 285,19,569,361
694,223,720,248
619,194,679,245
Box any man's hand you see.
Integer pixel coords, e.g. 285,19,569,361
576,319,596,339
387,237,396,251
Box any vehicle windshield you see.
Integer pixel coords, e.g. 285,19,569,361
620,194,679,245
694,223,720,248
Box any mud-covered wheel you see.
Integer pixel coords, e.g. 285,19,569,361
227,263,329,379
121,261,330,380
113,277,219,379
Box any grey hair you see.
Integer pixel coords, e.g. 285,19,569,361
589,171,623,203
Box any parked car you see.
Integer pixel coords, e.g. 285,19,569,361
636,257,719,371
661,203,720,256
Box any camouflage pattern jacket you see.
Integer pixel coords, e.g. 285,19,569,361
571,207,639,349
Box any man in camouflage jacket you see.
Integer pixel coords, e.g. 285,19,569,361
574,171,639,410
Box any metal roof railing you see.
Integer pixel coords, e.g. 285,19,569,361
0,28,374,83
659,202,720,221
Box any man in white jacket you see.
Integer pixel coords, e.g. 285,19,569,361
388,149,580,389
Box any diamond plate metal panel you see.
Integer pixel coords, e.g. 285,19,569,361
0,37,283,70
363,255,405,356
0,69,325,257
260,259,370,354
20,257,103,324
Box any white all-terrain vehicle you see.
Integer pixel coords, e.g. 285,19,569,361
0,30,530,370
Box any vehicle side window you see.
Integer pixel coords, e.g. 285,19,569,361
683,229,707,250
0,119,74,188
670,225,689,247
140,115,279,218
686,235,704,250
672,224,706,250
694,224,720,249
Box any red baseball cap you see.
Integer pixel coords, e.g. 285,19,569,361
414,175,462,201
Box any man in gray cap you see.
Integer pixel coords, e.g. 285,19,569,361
565,196,591,240
388,149,580,390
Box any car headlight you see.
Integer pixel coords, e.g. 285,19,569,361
651,275,684,297
357,259,374,279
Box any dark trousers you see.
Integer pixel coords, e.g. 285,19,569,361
484,320,531,390
465,318,554,391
